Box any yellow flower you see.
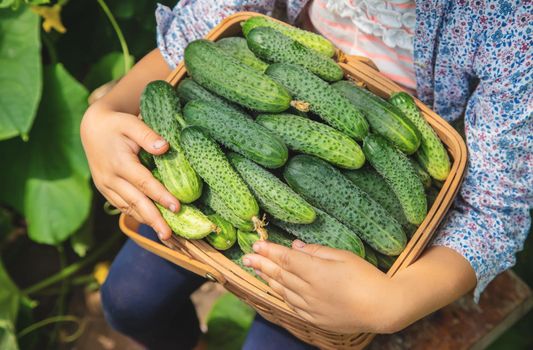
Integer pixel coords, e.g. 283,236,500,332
93,261,110,286
31,4,66,34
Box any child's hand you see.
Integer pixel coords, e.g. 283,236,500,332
242,240,403,334
81,102,180,240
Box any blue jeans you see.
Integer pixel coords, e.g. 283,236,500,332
101,225,317,350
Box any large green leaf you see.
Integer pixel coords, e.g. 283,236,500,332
0,64,92,245
0,260,20,350
207,293,255,350
0,6,42,140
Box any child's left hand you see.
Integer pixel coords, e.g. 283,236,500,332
243,240,402,334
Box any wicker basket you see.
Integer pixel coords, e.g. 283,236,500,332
119,12,468,349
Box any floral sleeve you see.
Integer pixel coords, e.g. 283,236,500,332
432,4,532,301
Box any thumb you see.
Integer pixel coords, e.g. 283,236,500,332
122,114,169,155
291,240,351,262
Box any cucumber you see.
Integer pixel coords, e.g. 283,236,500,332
180,126,263,235
237,226,294,254
247,27,343,82
201,186,254,232
228,152,315,224
183,100,288,168
242,16,336,57
364,244,378,266
140,80,202,203
138,149,155,170
284,155,406,255
363,134,427,225
332,81,421,154
152,168,216,239
256,113,365,169
205,213,237,250
266,63,369,141
177,78,244,113
409,158,432,190
184,39,291,112
271,207,365,258
389,92,451,180
376,252,397,272
343,167,414,230
216,37,268,72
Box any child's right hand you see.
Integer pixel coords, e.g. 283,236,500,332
81,102,180,240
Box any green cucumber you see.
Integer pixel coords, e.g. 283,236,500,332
201,186,254,232
180,126,263,234
247,27,343,82
138,149,155,170
183,100,288,168
364,244,378,266
332,81,421,154
284,155,406,255
271,207,365,257
237,226,294,254
184,39,291,112
343,166,414,230
266,63,369,140
140,80,202,203
363,134,427,225
205,214,237,250
376,252,397,271
389,92,451,180
242,16,336,57
228,152,315,224
177,78,244,113
256,113,365,169
216,37,268,72
409,158,432,190
152,168,215,239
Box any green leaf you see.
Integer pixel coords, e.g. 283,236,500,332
0,0,16,9
0,6,42,140
207,293,255,350
70,216,94,258
83,51,134,91
0,64,92,245
0,260,20,350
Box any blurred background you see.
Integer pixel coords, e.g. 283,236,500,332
0,1,531,349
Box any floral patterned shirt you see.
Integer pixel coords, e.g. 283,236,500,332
156,0,532,300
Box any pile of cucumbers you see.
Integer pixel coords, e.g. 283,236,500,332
139,16,451,274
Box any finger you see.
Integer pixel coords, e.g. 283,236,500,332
242,253,309,292
119,114,169,155
117,159,180,213
251,241,321,279
255,270,310,311
114,178,172,240
103,188,147,225
292,240,352,262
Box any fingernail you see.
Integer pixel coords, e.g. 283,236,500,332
153,139,167,149
242,257,251,266
157,231,168,241
254,269,261,275
252,241,264,253
168,203,177,212
293,240,306,248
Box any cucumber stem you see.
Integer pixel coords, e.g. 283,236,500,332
252,215,268,241
336,49,347,64
290,100,310,112
175,113,188,130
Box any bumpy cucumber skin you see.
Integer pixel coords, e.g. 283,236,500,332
256,113,365,169
176,78,245,113
180,126,259,224
272,207,365,257
266,63,369,141
205,213,237,250
363,134,427,225
332,81,421,154
183,100,288,169
376,252,397,271
363,244,378,266
201,186,254,232
284,155,406,255
184,40,291,112
343,167,415,231
409,158,432,190
140,81,202,203
155,203,216,239
389,92,451,181
237,227,294,254
247,27,343,82
228,152,315,224
242,16,336,57
216,37,269,72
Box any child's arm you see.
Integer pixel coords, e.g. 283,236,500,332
81,49,177,240
242,240,476,334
